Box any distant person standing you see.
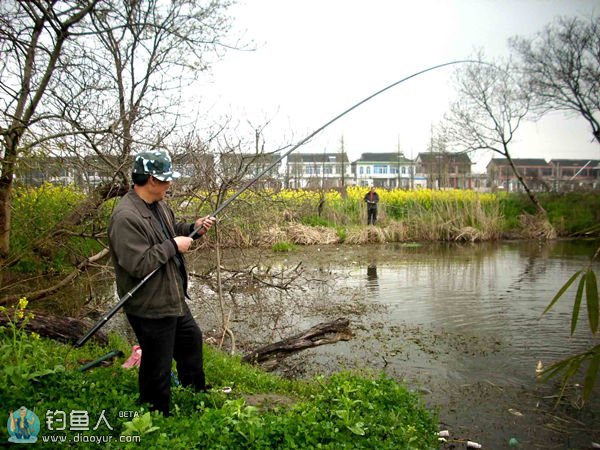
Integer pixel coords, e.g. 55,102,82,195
364,187,379,225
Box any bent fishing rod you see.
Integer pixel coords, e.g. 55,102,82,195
75,59,481,348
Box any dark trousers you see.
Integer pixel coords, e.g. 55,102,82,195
367,206,377,225
126,306,206,416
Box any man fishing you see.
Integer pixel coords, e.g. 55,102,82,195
364,186,379,225
108,149,216,416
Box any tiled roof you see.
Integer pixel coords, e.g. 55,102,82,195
487,158,548,167
417,152,472,164
549,159,600,167
288,153,350,163
354,152,412,163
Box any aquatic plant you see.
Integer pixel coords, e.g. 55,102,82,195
540,246,600,406
272,242,297,252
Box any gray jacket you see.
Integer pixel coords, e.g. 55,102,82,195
108,190,194,318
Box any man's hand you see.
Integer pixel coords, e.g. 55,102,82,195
194,216,217,234
173,236,193,253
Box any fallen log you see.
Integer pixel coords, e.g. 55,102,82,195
242,318,352,367
0,311,108,346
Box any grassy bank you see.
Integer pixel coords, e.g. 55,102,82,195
0,301,439,448
6,184,600,273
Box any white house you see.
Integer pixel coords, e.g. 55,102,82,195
352,152,415,188
286,152,351,189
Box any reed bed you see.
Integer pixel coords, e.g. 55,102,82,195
346,226,387,244
286,223,339,245
177,187,507,246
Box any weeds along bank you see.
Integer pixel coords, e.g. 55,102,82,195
7,184,600,272
171,187,600,246
0,301,439,448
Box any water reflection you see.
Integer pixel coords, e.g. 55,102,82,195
205,240,599,384
85,240,599,389
366,260,378,294
71,240,600,446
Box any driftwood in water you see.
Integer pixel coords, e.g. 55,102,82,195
242,318,352,367
0,311,108,346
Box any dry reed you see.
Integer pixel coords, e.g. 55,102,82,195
383,221,409,242
518,213,557,240
345,226,387,244
255,225,288,246
286,223,339,245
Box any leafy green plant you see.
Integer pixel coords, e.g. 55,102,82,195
272,242,297,252
540,246,600,405
336,226,347,242
121,412,160,437
0,328,438,448
300,215,335,228
0,298,43,383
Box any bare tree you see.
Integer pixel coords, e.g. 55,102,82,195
57,0,234,189
0,1,98,265
510,16,599,401
426,126,450,190
510,16,600,144
443,57,548,216
0,0,235,269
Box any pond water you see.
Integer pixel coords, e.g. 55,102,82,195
72,239,599,449
194,240,599,449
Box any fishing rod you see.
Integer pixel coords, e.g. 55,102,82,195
75,59,481,348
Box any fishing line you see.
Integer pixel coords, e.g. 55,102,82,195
75,58,485,347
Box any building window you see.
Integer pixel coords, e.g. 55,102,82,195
374,165,387,174
366,166,371,175
359,167,364,175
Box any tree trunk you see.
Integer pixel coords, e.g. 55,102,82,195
0,133,18,271
242,318,352,367
505,153,547,216
0,311,108,346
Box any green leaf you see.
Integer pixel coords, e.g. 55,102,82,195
543,270,582,316
585,270,599,334
582,348,600,404
27,368,55,380
541,357,572,382
139,412,152,428
348,422,366,436
571,275,586,335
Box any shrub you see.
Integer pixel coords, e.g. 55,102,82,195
10,183,88,272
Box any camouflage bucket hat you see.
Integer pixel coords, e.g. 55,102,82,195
132,150,181,181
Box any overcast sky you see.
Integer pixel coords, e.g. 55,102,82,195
195,0,599,173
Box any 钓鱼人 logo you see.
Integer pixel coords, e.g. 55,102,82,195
7,406,40,443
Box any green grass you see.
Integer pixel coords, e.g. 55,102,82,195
272,242,298,252
300,215,335,228
499,192,600,235
0,317,439,449
8,186,600,277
